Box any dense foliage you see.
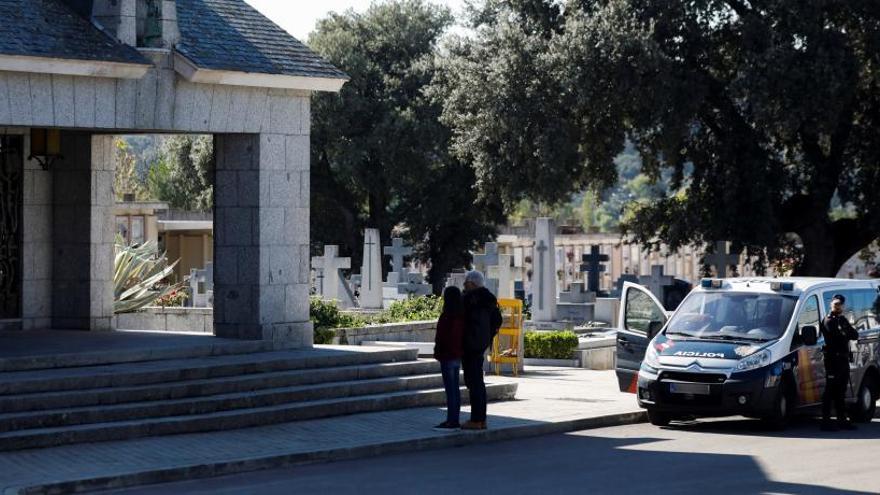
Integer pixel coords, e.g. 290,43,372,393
436,0,880,276
310,295,444,344
309,0,503,291
524,331,579,360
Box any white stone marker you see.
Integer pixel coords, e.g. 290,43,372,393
360,228,383,309
311,245,350,302
532,217,557,322
491,254,514,299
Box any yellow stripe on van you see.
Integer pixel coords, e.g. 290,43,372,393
797,348,818,404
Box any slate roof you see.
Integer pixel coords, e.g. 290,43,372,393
176,0,348,80
0,0,150,66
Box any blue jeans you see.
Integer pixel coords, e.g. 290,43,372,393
440,360,461,425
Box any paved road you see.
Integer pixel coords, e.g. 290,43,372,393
110,416,880,495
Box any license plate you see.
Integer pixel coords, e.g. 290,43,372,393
669,382,710,395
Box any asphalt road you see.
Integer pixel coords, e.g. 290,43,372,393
109,417,880,495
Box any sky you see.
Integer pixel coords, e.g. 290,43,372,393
245,0,467,42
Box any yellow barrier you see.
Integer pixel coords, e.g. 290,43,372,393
490,298,523,376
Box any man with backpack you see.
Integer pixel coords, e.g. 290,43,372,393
460,270,503,430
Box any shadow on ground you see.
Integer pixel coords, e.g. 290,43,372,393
105,420,879,495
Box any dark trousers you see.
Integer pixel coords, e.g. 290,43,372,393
439,360,461,425
822,358,851,424
462,351,487,422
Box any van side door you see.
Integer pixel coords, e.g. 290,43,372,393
791,294,824,406
616,282,668,393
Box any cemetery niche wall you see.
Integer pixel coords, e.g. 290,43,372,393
0,0,347,347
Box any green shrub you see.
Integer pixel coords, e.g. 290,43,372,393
384,296,443,322
310,298,366,344
309,296,443,345
524,331,579,360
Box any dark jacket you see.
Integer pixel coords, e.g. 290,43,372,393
434,312,465,362
821,313,859,359
463,287,502,353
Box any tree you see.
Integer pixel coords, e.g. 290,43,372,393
113,139,148,201
309,0,503,290
147,135,214,212
438,0,880,276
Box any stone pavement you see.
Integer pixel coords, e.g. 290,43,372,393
0,367,644,495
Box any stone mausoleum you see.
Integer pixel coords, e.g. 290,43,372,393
0,0,347,346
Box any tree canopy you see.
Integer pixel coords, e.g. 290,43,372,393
437,0,880,276
309,0,503,290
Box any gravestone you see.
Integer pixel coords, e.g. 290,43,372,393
639,265,674,302
188,263,214,308
532,217,557,322
491,254,514,299
397,271,432,296
473,242,499,272
473,242,500,295
704,241,741,278
557,281,596,323
383,238,413,274
359,229,383,309
580,245,609,295
446,272,467,290
311,245,351,303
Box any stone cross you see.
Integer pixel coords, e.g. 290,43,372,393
639,265,673,302
397,271,432,296
473,242,499,273
314,269,325,295
446,272,466,290
580,245,610,294
311,245,350,302
532,217,557,322
383,238,413,274
704,241,741,278
360,229,383,309
559,281,596,304
493,254,514,299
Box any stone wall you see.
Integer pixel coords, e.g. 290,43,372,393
330,321,437,346
117,307,213,333
21,131,52,330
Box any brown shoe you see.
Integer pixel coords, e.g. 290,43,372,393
461,421,487,430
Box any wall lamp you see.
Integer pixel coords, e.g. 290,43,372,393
29,128,63,171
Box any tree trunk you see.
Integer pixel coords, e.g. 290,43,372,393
794,222,839,276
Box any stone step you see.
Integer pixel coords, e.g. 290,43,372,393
0,347,419,395
0,383,519,451
0,338,295,372
0,360,441,413
0,374,450,433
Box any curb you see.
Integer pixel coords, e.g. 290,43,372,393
6,410,646,495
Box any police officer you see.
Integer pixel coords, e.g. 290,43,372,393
820,294,859,431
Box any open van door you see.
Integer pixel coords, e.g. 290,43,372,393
616,282,668,393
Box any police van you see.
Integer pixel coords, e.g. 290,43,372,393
615,278,880,427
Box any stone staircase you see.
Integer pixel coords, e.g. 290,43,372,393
0,346,517,451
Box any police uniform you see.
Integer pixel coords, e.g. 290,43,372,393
821,296,859,429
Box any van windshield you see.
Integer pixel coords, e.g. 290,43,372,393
665,292,797,342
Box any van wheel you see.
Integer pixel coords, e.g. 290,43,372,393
647,409,671,427
849,376,877,423
762,386,791,430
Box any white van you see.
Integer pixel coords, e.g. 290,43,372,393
616,278,880,427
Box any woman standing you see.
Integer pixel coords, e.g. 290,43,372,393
433,286,465,431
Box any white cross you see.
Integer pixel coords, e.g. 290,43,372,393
311,245,350,301
383,238,413,274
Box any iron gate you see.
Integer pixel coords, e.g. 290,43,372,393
0,135,22,319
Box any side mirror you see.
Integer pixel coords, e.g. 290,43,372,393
801,325,818,346
648,320,663,339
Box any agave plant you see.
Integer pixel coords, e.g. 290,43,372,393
114,236,184,314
